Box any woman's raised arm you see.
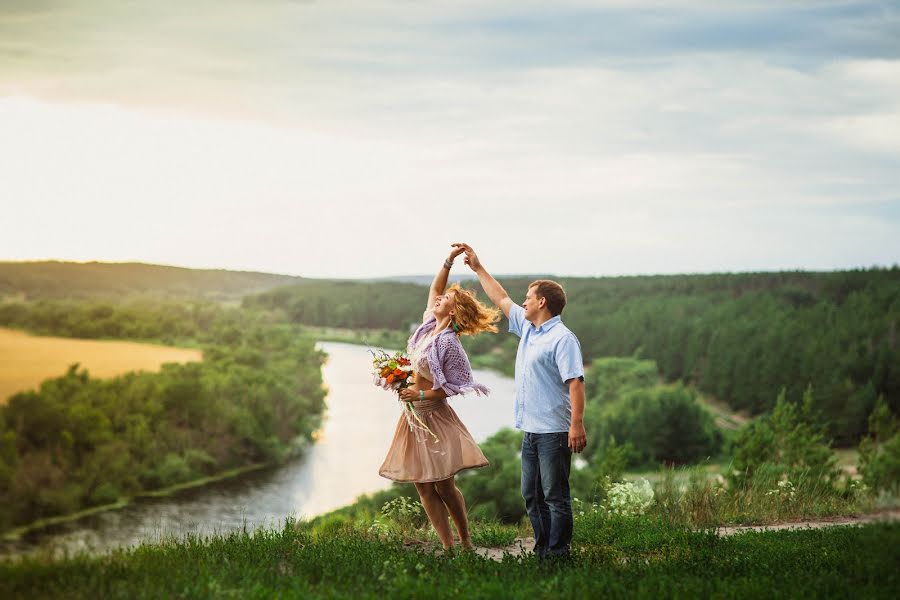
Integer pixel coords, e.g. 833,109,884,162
426,246,466,310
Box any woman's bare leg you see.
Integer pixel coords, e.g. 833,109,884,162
434,477,473,549
414,482,454,550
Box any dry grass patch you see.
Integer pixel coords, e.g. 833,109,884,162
0,327,202,403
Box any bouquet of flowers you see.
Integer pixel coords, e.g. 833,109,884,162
369,348,440,444
370,348,414,391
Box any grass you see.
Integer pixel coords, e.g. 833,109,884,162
616,463,880,528
0,326,202,403
1,515,896,599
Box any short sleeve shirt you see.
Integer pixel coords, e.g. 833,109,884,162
508,303,584,433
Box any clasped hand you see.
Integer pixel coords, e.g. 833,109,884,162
398,386,420,402
451,242,481,271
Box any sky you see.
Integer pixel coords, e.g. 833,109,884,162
1,0,898,278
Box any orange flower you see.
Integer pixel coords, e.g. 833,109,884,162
387,374,395,383
393,368,404,376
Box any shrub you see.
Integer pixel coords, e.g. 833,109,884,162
731,387,838,485
857,396,900,493
607,479,654,516
369,496,426,538
571,435,632,505
87,480,121,505
456,428,525,523
156,453,192,487
591,383,722,467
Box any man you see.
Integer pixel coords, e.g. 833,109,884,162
452,243,586,559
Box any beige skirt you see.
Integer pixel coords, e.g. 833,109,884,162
379,397,489,483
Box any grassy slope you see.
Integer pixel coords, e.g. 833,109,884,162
1,516,897,599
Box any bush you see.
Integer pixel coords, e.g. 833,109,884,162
731,387,838,485
591,383,722,467
156,453,192,487
456,428,525,523
571,436,632,505
607,479,654,516
857,396,900,493
369,496,426,538
88,481,121,505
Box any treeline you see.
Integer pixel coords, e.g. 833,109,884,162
545,268,899,444
0,302,326,532
243,280,427,330
245,268,900,444
0,298,257,345
0,261,304,301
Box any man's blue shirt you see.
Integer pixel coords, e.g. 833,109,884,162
508,303,584,433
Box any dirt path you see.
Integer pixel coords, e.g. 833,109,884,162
469,510,900,561
713,509,900,537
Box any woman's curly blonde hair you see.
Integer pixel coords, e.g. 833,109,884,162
448,283,500,336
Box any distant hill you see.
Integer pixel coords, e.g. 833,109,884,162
365,273,477,286
0,261,307,302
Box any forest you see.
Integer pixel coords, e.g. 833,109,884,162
0,301,326,532
247,268,900,444
0,261,303,301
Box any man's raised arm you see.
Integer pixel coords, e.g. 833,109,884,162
451,243,514,318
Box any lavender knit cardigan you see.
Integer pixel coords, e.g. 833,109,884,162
408,313,490,397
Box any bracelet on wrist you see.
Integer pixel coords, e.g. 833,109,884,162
419,390,425,400
443,259,453,270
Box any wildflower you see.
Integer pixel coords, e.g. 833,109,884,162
608,479,654,516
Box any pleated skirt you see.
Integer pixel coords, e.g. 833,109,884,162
378,397,489,483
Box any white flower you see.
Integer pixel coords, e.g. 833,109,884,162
607,479,654,516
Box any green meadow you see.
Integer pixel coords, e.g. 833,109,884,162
2,515,897,599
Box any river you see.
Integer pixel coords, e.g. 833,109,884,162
1,341,516,558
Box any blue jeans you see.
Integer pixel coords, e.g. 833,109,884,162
521,431,573,558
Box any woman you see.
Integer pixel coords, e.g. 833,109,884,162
378,247,500,551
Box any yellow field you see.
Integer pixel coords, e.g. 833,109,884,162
0,327,203,403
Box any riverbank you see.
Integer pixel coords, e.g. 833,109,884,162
0,309,327,541
2,463,270,542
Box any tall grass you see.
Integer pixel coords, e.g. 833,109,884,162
645,463,874,528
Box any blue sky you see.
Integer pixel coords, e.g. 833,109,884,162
0,1,897,277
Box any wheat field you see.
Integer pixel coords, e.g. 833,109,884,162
0,327,203,403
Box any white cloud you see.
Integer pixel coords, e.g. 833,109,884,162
0,1,898,276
